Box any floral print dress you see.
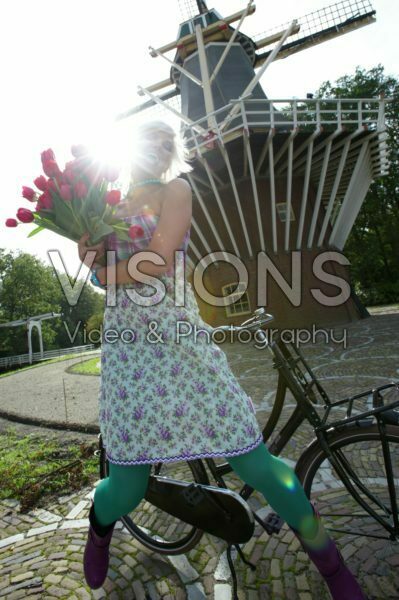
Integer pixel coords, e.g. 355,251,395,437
99,211,263,465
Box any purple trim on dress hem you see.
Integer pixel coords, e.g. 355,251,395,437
103,433,264,466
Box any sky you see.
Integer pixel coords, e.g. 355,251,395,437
0,0,398,280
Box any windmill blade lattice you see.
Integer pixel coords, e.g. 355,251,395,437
253,0,376,64
177,0,207,22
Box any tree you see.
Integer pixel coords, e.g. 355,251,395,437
0,251,62,356
54,273,104,348
315,65,399,305
86,312,105,347
0,249,104,357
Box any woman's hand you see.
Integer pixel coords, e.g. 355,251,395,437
78,232,105,268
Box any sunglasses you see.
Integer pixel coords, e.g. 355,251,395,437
161,140,174,153
139,132,174,154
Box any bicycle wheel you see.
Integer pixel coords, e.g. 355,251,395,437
98,437,209,555
296,424,399,543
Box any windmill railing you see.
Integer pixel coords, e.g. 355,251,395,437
183,96,388,154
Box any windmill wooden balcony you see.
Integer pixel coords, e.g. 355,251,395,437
180,96,388,260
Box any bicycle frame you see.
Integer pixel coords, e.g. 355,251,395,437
201,322,399,539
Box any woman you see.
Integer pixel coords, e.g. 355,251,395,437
78,121,365,599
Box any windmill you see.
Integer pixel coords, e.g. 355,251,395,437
117,0,388,328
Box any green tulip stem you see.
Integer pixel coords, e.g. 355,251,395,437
101,202,111,222
67,201,81,230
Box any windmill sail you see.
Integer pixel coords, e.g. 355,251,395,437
254,0,376,65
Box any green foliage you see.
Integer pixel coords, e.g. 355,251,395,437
315,66,399,306
0,426,98,510
54,273,104,348
0,252,61,355
0,249,104,357
86,311,105,347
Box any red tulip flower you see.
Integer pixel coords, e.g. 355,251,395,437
59,184,73,201
37,191,53,209
17,208,35,223
42,159,62,178
47,179,58,194
55,172,65,186
74,181,88,199
41,148,55,163
22,186,36,201
6,218,18,227
105,190,121,206
128,225,144,239
34,175,48,191
64,171,75,184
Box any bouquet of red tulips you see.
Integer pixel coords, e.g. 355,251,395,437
6,145,133,260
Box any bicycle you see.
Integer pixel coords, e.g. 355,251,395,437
95,309,399,598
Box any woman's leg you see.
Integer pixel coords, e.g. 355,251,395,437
226,441,321,542
93,461,151,527
225,442,365,599
84,461,151,590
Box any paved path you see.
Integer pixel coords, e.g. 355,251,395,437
0,351,100,432
0,312,398,599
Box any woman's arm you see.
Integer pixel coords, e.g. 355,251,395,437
96,178,192,286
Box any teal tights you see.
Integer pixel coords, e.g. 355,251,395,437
94,442,319,539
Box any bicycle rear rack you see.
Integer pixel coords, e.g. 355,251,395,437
316,382,399,433
269,335,399,433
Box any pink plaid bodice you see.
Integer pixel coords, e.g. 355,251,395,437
105,212,190,270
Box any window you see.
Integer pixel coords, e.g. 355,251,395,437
222,283,251,318
276,202,295,222
188,15,208,32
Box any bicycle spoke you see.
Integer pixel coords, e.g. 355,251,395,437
99,446,207,555
302,431,399,545
332,448,394,523
127,461,201,543
323,528,394,541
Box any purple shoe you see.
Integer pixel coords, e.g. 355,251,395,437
292,505,366,600
303,537,366,600
83,500,117,590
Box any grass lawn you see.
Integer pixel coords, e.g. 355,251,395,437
0,425,99,512
367,303,399,314
67,357,101,375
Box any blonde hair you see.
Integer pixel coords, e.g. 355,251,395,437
130,120,192,184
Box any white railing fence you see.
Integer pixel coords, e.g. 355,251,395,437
0,345,98,369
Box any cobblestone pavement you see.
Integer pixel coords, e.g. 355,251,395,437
0,312,398,599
